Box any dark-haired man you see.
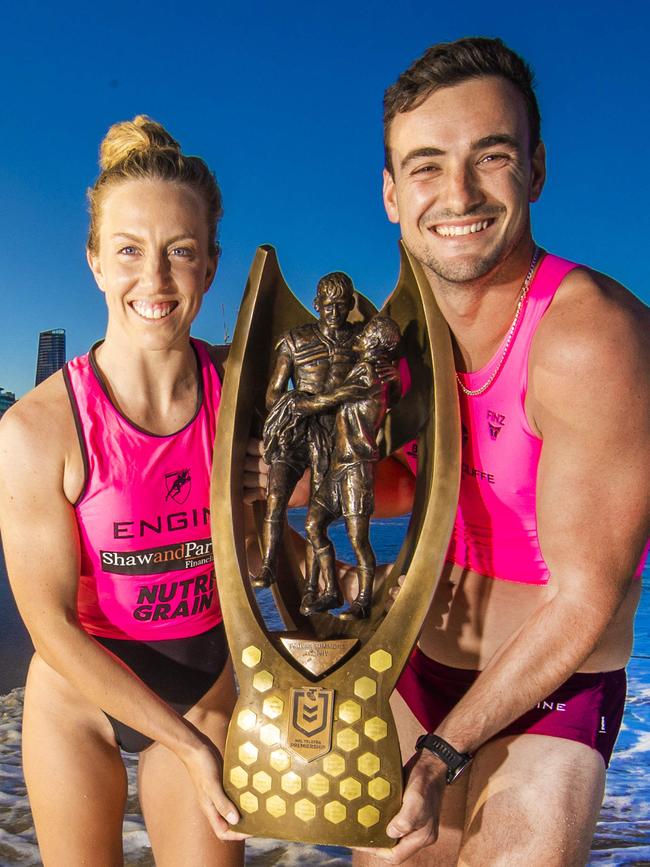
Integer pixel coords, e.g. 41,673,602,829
358,37,649,866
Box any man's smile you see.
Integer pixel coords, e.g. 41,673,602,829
430,218,495,237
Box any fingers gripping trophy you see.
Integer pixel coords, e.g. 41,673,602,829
211,244,460,847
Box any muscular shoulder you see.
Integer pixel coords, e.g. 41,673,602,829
0,373,77,498
528,266,649,431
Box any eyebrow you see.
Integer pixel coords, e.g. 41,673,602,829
110,232,199,243
400,134,521,169
473,134,520,151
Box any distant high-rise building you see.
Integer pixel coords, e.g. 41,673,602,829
0,388,16,418
35,329,66,386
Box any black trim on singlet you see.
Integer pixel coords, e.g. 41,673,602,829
62,364,90,507
87,339,205,439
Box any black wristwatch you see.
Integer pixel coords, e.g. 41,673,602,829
415,733,472,784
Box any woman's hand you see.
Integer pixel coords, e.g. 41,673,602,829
178,727,249,841
243,438,268,503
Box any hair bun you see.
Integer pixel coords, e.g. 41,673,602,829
99,115,181,171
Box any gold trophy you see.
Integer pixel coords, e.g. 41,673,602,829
211,243,460,847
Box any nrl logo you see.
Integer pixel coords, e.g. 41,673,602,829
165,469,192,504
288,686,335,762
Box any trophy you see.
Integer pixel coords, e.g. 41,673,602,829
211,243,460,847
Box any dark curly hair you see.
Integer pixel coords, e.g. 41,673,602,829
383,37,540,174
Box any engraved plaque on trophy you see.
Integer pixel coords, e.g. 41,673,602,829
211,243,460,847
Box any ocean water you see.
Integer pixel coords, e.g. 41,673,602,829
1,517,648,866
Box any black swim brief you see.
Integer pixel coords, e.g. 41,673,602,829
95,621,229,753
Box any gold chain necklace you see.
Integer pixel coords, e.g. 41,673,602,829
455,246,541,397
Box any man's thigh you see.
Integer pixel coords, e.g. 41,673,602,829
460,733,605,867
353,688,469,867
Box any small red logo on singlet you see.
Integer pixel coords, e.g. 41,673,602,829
487,410,506,440
165,469,192,504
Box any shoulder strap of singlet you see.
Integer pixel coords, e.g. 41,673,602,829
515,252,580,343
511,251,581,409
528,251,579,304
62,354,92,507
191,338,222,410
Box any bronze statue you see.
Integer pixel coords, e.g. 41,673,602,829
294,316,402,618
251,272,361,589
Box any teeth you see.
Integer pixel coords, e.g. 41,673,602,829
131,300,175,320
435,220,490,237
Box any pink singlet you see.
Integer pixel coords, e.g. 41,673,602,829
403,252,647,584
64,338,223,640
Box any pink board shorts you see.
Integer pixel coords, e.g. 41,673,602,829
396,646,626,767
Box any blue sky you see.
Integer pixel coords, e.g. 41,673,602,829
1,0,648,397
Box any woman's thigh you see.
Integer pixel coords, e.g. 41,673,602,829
138,656,244,867
22,654,127,867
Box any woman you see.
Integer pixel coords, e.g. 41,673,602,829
0,116,246,865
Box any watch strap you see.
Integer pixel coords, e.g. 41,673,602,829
415,733,472,784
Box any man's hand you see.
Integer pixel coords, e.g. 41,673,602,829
357,749,446,864
376,361,400,386
386,573,405,611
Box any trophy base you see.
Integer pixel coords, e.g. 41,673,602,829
223,639,403,847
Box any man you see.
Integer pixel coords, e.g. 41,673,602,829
252,271,360,589
357,37,649,866
293,315,401,617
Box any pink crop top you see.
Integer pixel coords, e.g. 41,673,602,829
404,253,647,584
64,338,223,639
447,253,577,583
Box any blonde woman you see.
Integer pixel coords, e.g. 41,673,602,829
0,117,247,866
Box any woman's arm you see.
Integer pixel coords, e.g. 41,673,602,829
0,384,243,839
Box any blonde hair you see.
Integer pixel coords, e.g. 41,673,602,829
87,115,223,255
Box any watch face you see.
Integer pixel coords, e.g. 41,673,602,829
447,754,472,784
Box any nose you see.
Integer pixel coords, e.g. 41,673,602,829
441,160,485,216
142,250,171,293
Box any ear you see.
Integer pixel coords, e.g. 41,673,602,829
529,141,546,203
313,296,322,314
203,252,219,295
87,248,106,294
383,169,400,224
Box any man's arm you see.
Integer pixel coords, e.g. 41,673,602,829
374,271,650,863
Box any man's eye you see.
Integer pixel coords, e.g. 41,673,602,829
118,246,139,255
171,247,194,258
412,164,439,176
479,153,510,166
